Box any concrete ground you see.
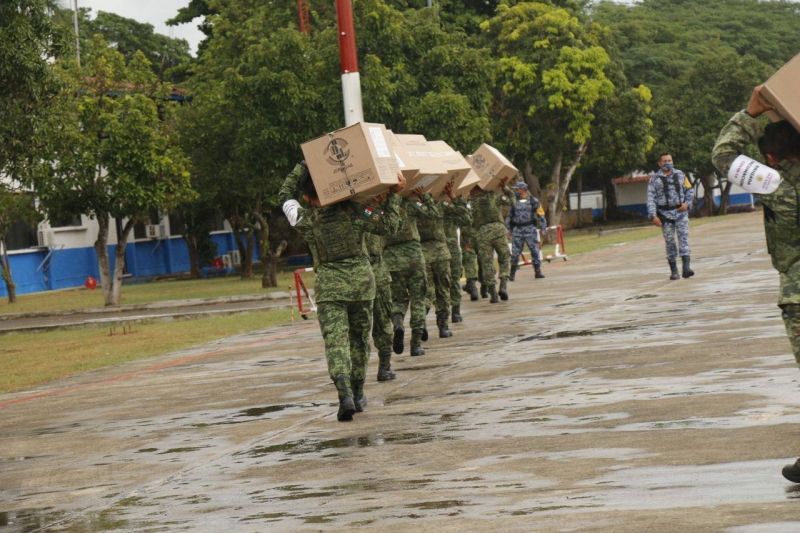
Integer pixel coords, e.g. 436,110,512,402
2,211,800,532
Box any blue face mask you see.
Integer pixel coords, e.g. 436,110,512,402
661,162,674,172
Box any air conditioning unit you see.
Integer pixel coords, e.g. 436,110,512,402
146,224,166,239
37,229,55,248
222,254,233,269
230,249,241,266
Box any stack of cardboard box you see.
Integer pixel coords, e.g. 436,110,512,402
760,52,800,132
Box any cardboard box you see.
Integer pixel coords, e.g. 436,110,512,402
456,167,482,198
395,134,449,193
762,52,800,132
470,144,519,192
301,123,399,206
424,140,474,199
385,130,421,197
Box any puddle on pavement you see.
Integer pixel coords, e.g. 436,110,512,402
157,446,211,455
236,404,294,417
0,507,129,531
519,325,642,342
406,500,472,510
625,294,658,301
241,432,456,458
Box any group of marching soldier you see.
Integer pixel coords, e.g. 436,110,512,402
279,164,547,422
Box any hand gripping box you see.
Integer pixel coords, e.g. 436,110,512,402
395,134,449,193
762,52,800,132
301,123,399,206
424,140,474,199
470,143,519,192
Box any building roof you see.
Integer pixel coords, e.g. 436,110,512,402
613,173,653,185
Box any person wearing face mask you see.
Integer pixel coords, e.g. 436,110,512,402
647,153,696,280
712,85,800,483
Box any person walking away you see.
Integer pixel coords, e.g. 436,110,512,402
505,182,547,281
443,183,473,322
294,172,405,421
647,153,695,280
712,85,800,481
470,178,514,303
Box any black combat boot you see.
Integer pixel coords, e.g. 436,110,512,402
682,256,695,278
783,458,800,483
351,378,367,412
437,316,453,338
534,265,545,279
392,314,405,355
466,279,479,301
333,375,355,422
451,306,462,323
410,331,425,356
509,265,517,282
421,325,429,342
669,261,680,280
377,351,396,381
498,278,509,301
489,286,499,304
480,284,488,299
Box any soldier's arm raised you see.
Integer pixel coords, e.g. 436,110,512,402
279,162,307,226
711,111,765,177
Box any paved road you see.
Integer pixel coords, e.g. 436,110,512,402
2,211,800,532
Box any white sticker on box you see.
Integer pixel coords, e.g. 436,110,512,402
394,151,406,168
418,174,439,188
727,154,782,194
369,127,391,158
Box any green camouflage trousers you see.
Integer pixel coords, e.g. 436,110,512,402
391,268,427,334
425,258,452,321
461,235,478,280
448,239,462,308
317,300,373,382
476,222,511,289
372,281,393,355
781,304,800,366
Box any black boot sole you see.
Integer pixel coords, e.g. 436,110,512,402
682,272,694,279
499,290,508,301
421,327,429,342
377,371,396,382
393,326,404,355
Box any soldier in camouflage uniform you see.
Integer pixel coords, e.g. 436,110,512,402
292,170,405,422
470,178,514,303
383,187,439,357
443,185,473,322
505,182,547,280
647,154,696,280
711,86,800,482
417,190,451,340
460,222,480,301
365,231,397,382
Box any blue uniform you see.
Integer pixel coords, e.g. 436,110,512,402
647,169,694,262
505,196,547,268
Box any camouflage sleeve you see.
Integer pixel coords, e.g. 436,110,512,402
498,189,514,206
278,162,306,206
678,170,695,209
408,192,441,219
356,194,404,236
504,204,512,232
534,198,548,230
444,197,472,226
711,111,764,177
646,178,657,219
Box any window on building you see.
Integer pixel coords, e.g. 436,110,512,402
50,213,82,228
133,209,162,240
212,211,227,232
5,218,39,251
168,212,185,236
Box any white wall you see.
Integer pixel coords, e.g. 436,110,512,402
569,190,603,210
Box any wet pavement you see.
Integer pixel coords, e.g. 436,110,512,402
2,211,800,532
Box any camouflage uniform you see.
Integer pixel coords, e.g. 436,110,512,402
365,233,393,354
646,168,695,262
712,111,800,364
383,194,438,348
505,194,547,276
460,223,479,281
417,201,451,326
443,198,473,314
295,196,402,383
472,188,514,291
280,162,318,266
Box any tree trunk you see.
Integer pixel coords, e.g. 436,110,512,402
522,160,542,200
253,212,287,288
547,145,587,228
576,174,583,229
94,214,115,306
603,176,620,220
185,234,201,279
0,237,16,304
231,220,254,279
110,219,135,306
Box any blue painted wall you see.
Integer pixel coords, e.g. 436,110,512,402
0,232,257,298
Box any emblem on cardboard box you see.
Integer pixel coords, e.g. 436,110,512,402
325,138,350,165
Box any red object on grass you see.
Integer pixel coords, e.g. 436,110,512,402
85,276,98,290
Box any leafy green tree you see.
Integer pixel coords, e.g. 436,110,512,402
32,37,193,306
0,185,37,304
483,2,615,225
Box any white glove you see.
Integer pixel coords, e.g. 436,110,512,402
282,200,301,227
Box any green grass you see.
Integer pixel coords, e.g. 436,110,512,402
0,309,294,394
0,269,314,316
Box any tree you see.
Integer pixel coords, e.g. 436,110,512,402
483,2,615,225
32,36,193,306
0,184,37,304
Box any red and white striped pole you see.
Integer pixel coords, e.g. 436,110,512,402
335,0,364,126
